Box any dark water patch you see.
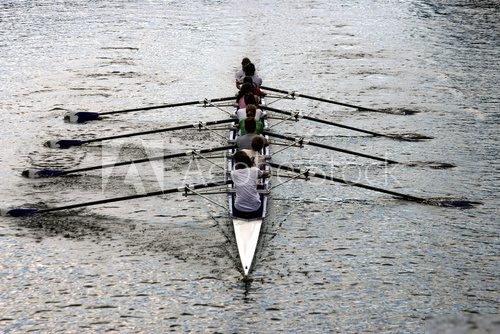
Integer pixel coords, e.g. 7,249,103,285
86,305,117,309
100,46,139,51
79,92,113,98
57,303,83,308
20,174,122,194
10,206,133,241
25,148,88,170
85,71,142,79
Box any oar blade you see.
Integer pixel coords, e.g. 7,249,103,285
1,208,40,217
64,112,100,124
426,198,482,209
388,133,434,141
44,139,83,149
22,169,66,178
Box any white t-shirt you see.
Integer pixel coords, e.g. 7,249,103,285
236,108,262,121
250,74,263,87
235,71,262,87
231,167,263,212
235,69,245,84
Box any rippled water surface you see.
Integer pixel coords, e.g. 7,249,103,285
0,1,498,333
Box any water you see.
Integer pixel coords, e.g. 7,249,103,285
0,1,498,332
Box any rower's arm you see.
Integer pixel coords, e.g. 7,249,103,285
259,171,271,179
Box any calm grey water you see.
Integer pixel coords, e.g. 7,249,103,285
0,1,498,333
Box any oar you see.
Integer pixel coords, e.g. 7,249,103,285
1,180,230,217
269,163,480,208
23,145,234,178
261,105,432,141
46,118,236,149
264,131,454,169
263,131,400,164
261,86,418,115
64,96,236,123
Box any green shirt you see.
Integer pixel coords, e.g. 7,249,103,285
239,119,263,135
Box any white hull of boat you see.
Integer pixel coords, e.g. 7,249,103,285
233,218,263,276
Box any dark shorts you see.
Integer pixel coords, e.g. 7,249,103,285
233,202,263,219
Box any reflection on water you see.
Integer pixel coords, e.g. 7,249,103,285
0,0,498,332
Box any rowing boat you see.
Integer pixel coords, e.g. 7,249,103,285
3,76,474,279
226,102,270,277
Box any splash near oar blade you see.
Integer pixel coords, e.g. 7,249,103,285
389,133,434,141
425,198,482,209
406,161,456,169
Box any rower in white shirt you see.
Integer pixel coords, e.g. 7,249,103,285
231,151,270,218
235,57,251,89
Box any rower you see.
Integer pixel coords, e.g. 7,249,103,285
236,104,263,121
241,136,266,169
236,83,257,109
236,118,267,150
231,151,269,219
235,57,251,89
243,63,263,87
242,75,266,101
239,107,264,135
